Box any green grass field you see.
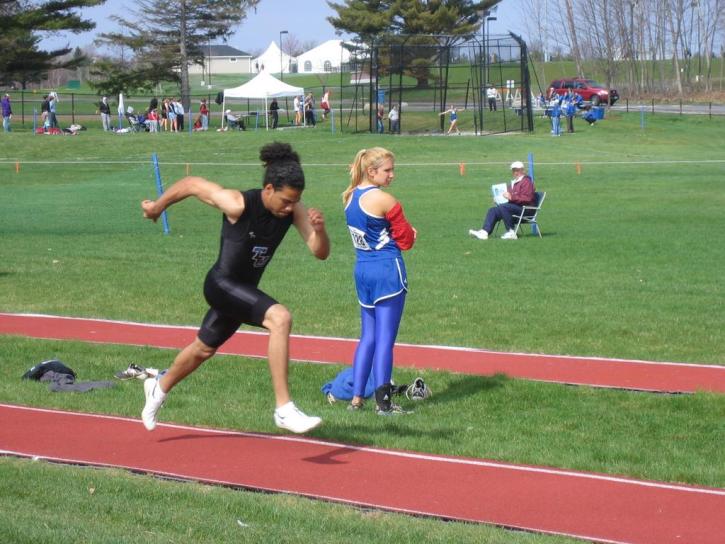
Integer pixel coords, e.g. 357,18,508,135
1,111,724,543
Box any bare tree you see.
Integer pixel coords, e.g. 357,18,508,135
665,0,687,95
698,0,724,91
281,34,304,57
563,0,584,76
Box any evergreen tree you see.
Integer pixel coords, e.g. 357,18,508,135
0,0,105,88
95,0,259,111
328,0,501,88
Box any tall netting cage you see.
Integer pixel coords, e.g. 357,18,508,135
336,33,533,135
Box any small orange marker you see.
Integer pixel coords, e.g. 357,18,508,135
576,162,582,175
15,161,20,173
186,163,190,175
459,162,466,176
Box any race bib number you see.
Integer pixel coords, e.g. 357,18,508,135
348,226,370,251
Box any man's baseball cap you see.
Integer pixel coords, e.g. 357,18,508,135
510,161,525,170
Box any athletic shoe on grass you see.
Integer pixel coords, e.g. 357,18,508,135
375,384,412,415
274,402,322,433
405,377,432,401
115,363,158,380
376,403,411,416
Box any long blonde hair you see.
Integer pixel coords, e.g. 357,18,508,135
342,147,395,204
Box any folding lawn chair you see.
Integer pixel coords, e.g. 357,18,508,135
125,112,144,132
512,191,546,237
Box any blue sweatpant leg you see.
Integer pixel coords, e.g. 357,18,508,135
351,293,406,398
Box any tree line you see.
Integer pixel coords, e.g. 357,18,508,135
519,0,724,95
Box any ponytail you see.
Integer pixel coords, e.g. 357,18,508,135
342,147,395,204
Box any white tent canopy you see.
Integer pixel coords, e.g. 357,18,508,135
252,41,293,75
222,71,304,130
295,39,351,74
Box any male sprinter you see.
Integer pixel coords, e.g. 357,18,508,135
140,142,330,433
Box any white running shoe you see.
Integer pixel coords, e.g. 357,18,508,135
469,228,489,240
501,230,518,240
274,402,322,434
141,378,166,431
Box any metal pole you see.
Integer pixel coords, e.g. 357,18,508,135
279,30,288,81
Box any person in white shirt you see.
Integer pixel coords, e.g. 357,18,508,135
293,95,301,126
387,105,399,133
486,85,498,111
174,100,185,131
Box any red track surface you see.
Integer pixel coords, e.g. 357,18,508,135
3,314,725,542
2,313,725,394
2,404,724,544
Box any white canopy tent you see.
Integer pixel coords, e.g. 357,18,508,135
222,71,304,130
252,41,293,75
295,39,351,74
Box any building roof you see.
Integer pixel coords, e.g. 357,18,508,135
206,45,251,58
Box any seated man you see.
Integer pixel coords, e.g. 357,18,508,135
469,161,536,240
224,110,246,131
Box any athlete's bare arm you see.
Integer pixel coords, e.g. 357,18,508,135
141,176,246,223
293,202,330,260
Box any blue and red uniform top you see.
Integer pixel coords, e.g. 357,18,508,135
344,186,415,307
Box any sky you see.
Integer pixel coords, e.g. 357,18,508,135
41,0,523,57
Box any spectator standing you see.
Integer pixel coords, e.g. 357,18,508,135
48,93,58,128
40,95,50,128
549,95,562,136
99,96,111,131
269,98,279,129
2,94,12,132
304,93,316,127
160,98,169,131
388,105,399,133
469,161,536,241
167,98,177,132
320,90,331,120
563,89,577,133
293,95,302,126
376,103,385,133
199,98,209,131
486,84,498,111
146,108,160,132
174,99,185,131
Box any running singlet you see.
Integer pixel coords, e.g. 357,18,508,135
345,186,402,262
450,111,457,121
210,188,293,285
